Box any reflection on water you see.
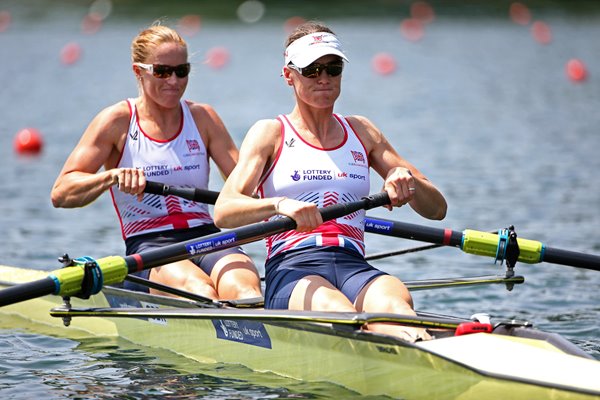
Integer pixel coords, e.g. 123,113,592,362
1,0,599,398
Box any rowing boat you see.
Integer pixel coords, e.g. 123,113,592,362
1,264,598,399
1,191,599,399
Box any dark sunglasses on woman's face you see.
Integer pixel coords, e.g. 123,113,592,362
288,61,344,78
135,62,191,79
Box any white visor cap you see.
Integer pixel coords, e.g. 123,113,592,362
284,32,349,68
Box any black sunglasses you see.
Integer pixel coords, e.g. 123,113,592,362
135,62,191,79
288,61,344,78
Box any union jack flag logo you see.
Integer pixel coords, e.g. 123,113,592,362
186,139,200,152
350,150,365,163
312,35,324,43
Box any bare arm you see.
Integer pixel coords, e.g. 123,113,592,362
348,115,447,220
190,102,238,178
50,101,143,208
214,119,322,231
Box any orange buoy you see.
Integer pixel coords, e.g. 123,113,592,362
14,128,43,155
204,46,230,70
60,42,82,65
372,53,397,76
566,59,587,82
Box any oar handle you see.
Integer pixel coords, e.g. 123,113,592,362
144,181,219,204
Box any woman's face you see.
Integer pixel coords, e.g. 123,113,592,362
136,42,189,108
285,54,343,109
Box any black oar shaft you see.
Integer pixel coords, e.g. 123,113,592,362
366,216,600,272
365,217,463,247
542,246,600,271
0,277,57,306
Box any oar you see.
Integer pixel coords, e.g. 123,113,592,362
0,193,390,307
143,181,600,270
364,216,600,271
143,181,218,204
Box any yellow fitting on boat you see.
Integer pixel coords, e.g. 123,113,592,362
50,256,128,297
462,230,543,264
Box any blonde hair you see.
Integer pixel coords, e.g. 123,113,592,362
131,23,187,63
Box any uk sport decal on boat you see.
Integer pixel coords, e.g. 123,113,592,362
212,319,272,348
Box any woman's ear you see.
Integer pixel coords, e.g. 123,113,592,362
282,66,294,86
132,64,142,80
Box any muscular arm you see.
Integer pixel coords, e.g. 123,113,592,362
51,102,135,208
190,102,239,178
214,119,321,231
348,115,447,220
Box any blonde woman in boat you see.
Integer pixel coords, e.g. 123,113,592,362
214,21,447,341
51,23,262,302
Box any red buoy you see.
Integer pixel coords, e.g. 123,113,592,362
411,1,435,24
400,18,425,42
205,47,230,70
372,53,397,76
0,10,11,32
566,59,588,82
178,14,201,37
531,21,552,45
60,42,82,65
284,16,306,34
14,128,43,155
509,2,531,26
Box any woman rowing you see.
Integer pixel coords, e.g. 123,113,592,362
214,21,447,341
51,23,262,301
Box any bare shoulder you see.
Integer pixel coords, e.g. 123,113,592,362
90,100,131,134
245,118,281,144
186,100,219,120
345,114,382,147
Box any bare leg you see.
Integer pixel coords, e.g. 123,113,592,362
149,260,218,299
288,275,356,312
355,275,430,342
211,253,262,300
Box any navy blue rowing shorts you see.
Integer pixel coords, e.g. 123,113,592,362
122,224,247,293
264,246,387,309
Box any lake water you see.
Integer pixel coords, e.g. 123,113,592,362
1,1,599,398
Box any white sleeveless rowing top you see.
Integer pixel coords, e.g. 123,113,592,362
110,99,213,240
258,114,370,259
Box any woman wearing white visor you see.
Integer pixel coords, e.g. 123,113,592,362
215,21,447,341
